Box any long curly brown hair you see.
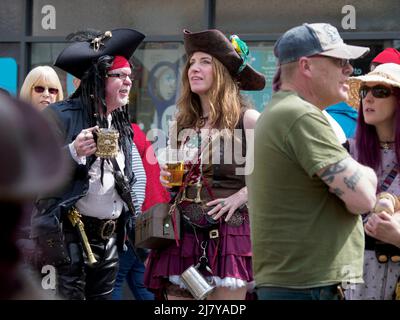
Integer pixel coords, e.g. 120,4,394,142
176,56,249,132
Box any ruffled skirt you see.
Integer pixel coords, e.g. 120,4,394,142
144,211,253,295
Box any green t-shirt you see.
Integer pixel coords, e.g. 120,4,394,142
248,91,364,288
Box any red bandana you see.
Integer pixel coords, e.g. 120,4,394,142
109,56,130,71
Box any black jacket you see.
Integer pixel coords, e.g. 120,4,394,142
30,98,133,247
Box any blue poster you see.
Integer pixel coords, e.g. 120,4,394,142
0,57,17,96
66,73,75,96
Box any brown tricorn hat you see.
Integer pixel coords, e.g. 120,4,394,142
183,29,266,91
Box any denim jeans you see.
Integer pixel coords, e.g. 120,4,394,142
112,243,154,300
256,284,341,300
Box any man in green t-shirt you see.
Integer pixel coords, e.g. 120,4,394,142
248,23,378,300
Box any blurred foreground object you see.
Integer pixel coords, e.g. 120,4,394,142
0,93,68,299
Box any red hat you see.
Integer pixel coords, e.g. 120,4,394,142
372,48,400,65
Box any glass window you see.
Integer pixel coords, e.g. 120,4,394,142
394,40,400,50
0,43,19,95
30,43,69,95
242,42,275,113
32,0,203,36
0,0,24,37
131,42,185,133
346,40,385,76
216,0,400,34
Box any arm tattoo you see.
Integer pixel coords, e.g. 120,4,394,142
344,169,361,191
333,188,344,197
320,159,348,184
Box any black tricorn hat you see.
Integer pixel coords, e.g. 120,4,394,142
183,29,266,91
55,28,145,79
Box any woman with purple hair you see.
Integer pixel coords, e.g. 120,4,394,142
345,63,400,300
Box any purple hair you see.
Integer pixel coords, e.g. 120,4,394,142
355,87,400,171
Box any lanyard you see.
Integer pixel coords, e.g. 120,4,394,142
378,163,400,192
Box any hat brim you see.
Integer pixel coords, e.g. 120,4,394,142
55,28,145,79
236,64,266,91
346,75,400,109
183,29,265,91
319,44,369,60
0,94,69,200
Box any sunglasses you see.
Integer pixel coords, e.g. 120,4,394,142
329,57,350,68
33,86,59,95
106,73,134,81
359,85,393,99
314,55,350,68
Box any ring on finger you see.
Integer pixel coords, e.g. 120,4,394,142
220,200,225,207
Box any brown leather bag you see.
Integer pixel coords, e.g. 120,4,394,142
134,203,180,249
135,162,198,249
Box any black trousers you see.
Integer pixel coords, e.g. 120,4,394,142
56,228,119,300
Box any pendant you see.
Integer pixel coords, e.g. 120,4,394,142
380,141,395,150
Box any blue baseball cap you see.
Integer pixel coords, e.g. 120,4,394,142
274,23,369,65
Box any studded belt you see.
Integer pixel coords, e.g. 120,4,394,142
179,201,248,228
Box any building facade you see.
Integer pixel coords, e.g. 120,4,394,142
1,0,399,133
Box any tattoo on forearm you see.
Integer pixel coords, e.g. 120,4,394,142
344,169,361,191
333,188,344,197
320,159,348,184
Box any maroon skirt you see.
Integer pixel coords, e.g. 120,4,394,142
143,209,253,294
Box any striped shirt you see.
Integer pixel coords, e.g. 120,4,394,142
130,142,146,216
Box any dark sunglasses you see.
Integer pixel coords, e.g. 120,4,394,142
33,86,59,95
359,85,393,99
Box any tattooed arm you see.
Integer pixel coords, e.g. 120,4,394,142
316,157,377,214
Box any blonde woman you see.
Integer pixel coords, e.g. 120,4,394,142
17,66,63,273
144,29,265,300
20,66,63,110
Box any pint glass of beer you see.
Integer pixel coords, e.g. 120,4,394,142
166,161,185,187
163,148,185,187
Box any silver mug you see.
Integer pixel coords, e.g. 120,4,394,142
180,264,215,300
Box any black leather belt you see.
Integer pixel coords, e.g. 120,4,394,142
80,215,118,240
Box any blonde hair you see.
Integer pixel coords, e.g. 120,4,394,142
20,66,64,103
176,56,247,132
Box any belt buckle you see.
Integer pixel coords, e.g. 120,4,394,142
100,220,116,240
209,229,219,239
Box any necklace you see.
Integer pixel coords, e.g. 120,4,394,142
198,114,209,128
380,141,395,150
